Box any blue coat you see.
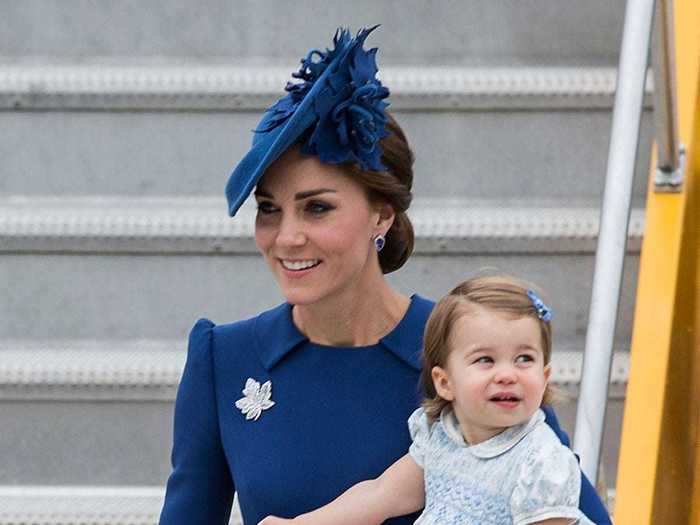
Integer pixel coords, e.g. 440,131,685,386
160,295,611,525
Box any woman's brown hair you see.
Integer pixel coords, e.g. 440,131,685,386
343,112,415,274
421,275,555,422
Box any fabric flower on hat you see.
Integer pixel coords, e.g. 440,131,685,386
257,26,390,172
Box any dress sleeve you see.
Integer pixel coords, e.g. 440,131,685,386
510,432,590,525
407,407,431,468
541,405,612,524
159,319,235,525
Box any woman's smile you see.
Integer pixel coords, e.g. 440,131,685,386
279,259,322,272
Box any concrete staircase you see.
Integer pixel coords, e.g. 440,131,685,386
1,1,649,522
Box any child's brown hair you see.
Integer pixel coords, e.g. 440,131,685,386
421,274,554,422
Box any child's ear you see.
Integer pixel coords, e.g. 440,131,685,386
543,364,552,383
431,366,455,401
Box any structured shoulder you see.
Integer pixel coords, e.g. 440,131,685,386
185,318,215,358
210,302,287,338
206,302,299,372
210,313,257,343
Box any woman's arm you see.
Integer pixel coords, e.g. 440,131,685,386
259,454,424,525
160,319,235,525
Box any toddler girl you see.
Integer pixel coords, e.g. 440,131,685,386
260,275,594,525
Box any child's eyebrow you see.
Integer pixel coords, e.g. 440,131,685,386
462,345,494,356
515,344,541,352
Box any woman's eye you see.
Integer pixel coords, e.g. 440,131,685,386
256,201,278,214
306,201,333,215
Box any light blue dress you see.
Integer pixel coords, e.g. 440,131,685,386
408,407,594,525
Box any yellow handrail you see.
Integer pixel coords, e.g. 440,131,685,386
613,0,699,522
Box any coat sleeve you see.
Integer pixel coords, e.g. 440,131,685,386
160,319,235,525
541,405,612,525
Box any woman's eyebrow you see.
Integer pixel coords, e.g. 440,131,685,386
254,188,272,198
295,188,337,200
254,188,337,200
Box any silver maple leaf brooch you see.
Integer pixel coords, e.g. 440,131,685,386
235,378,275,421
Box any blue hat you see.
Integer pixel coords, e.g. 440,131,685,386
225,26,391,216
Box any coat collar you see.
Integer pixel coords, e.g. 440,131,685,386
254,295,435,372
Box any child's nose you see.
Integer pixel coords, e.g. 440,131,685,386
493,365,517,384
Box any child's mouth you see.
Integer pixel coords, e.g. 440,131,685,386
489,394,521,407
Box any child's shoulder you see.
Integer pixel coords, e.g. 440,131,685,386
407,406,434,438
523,412,575,456
515,411,581,481
407,407,441,467
510,411,585,523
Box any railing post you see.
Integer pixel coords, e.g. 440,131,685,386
573,0,656,486
652,0,685,191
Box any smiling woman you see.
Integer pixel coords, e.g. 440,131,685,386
159,27,611,525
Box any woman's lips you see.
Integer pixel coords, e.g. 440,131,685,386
280,259,321,271
279,259,322,278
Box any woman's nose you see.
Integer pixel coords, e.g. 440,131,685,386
275,215,306,247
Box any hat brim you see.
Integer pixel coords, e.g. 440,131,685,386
225,59,341,217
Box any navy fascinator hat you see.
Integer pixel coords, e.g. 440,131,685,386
225,26,391,216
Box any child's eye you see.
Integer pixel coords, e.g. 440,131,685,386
473,356,493,365
515,354,535,363
256,201,278,214
306,201,334,215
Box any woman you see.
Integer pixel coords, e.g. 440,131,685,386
159,27,611,525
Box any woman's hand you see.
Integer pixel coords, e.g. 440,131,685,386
258,516,294,525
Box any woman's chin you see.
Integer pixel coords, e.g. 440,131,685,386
280,287,325,307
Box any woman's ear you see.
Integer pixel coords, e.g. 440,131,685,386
431,366,454,401
374,203,395,236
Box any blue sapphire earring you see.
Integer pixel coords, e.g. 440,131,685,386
373,234,386,252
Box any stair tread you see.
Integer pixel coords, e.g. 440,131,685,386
0,64,653,110
0,196,645,254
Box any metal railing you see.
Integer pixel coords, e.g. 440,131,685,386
652,0,685,191
573,0,657,486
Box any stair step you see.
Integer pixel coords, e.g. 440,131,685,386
0,483,619,524
0,343,628,487
0,65,654,201
0,340,631,402
0,486,242,525
0,64,651,111
1,0,626,63
0,194,642,340
0,196,645,254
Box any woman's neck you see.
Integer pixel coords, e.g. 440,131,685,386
292,280,410,347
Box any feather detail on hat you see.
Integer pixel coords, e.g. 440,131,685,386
257,26,390,172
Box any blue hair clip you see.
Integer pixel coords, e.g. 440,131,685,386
526,289,552,322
